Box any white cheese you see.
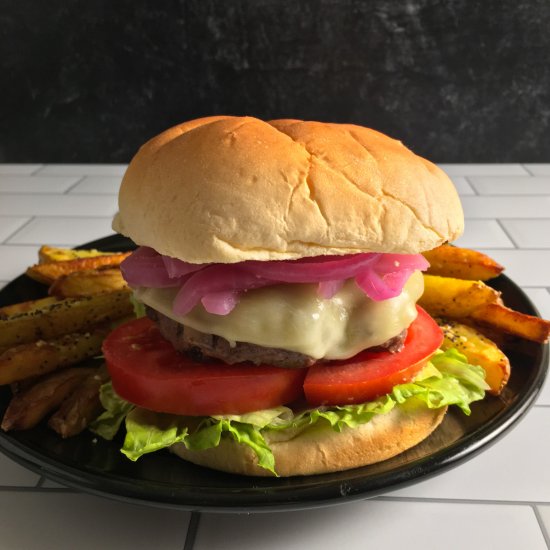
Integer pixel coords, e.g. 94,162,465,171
134,271,424,360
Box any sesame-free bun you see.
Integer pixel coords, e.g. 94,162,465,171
113,116,463,263
170,403,447,477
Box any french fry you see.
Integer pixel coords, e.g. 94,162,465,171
0,290,132,350
472,303,550,344
1,367,96,431
38,245,114,264
48,366,110,438
0,296,59,319
419,274,502,318
0,328,108,385
423,244,504,281
438,319,511,395
49,268,128,298
26,252,131,284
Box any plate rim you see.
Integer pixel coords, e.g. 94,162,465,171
0,234,547,512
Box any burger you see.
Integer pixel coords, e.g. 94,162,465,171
95,116,489,476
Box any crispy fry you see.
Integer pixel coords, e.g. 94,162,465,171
0,328,108,385
49,268,128,298
419,274,502,318
38,245,115,264
438,319,511,395
0,290,132,350
0,296,59,319
26,252,131,284
1,367,96,431
423,245,504,281
48,366,110,438
472,303,550,344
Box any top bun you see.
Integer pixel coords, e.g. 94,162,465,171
113,116,463,263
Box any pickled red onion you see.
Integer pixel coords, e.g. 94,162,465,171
121,246,429,316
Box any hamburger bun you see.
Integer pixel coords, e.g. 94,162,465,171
113,116,463,263
171,402,447,477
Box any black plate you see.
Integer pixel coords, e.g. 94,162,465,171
0,235,547,512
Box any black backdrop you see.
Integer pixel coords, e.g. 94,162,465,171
2,0,549,163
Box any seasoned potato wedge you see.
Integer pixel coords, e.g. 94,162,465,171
1,367,96,431
38,245,114,264
0,290,132,350
0,327,108,385
438,319,511,395
0,296,59,319
48,365,110,438
419,275,502,318
49,268,128,298
27,252,131,284
423,245,504,281
472,303,550,344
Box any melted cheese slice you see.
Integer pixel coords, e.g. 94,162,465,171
135,271,424,360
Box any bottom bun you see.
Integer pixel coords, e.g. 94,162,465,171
171,403,447,477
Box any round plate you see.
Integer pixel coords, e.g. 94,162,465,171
0,235,547,512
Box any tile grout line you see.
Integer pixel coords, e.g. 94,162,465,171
183,512,201,550
522,164,536,176
464,176,480,195
63,176,87,194
29,165,46,175
375,495,550,506
2,216,36,245
532,505,550,549
495,219,520,248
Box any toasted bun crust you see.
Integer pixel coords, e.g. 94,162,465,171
113,117,463,263
170,404,447,477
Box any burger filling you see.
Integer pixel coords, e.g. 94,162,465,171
133,270,424,361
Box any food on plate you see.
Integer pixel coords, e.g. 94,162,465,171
0,327,108,385
0,290,132,350
1,367,97,431
438,320,510,395
48,365,110,438
49,267,128,298
1,117,549,478
27,251,130,285
422,244,504,281
93,116,494,477
420,274,550,344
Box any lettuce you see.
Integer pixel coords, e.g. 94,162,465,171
91,348,490,475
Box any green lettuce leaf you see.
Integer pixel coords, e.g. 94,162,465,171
91,348,489,475
89,382,135,440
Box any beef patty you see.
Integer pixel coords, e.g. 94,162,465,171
146,306,407,369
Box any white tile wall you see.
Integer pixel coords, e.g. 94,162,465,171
68,176,123,194
450,176,476,195
438,164,530,176
7,217,115,246
0,175,81,193
196,500,547,550
0,164,43,175
499,220,550,248
454,219,514,248
0,492,191,550
460,196,550,218
0,164,550,549
0,194,118,217
36,164,127,176
469,176,550,195
524,164,550,175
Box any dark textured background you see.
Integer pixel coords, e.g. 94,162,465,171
1,0,549,162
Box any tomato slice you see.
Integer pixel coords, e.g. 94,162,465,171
303,307,443,406
103,317,306,416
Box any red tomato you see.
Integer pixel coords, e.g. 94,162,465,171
103,317,306,416
303,307,443,406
